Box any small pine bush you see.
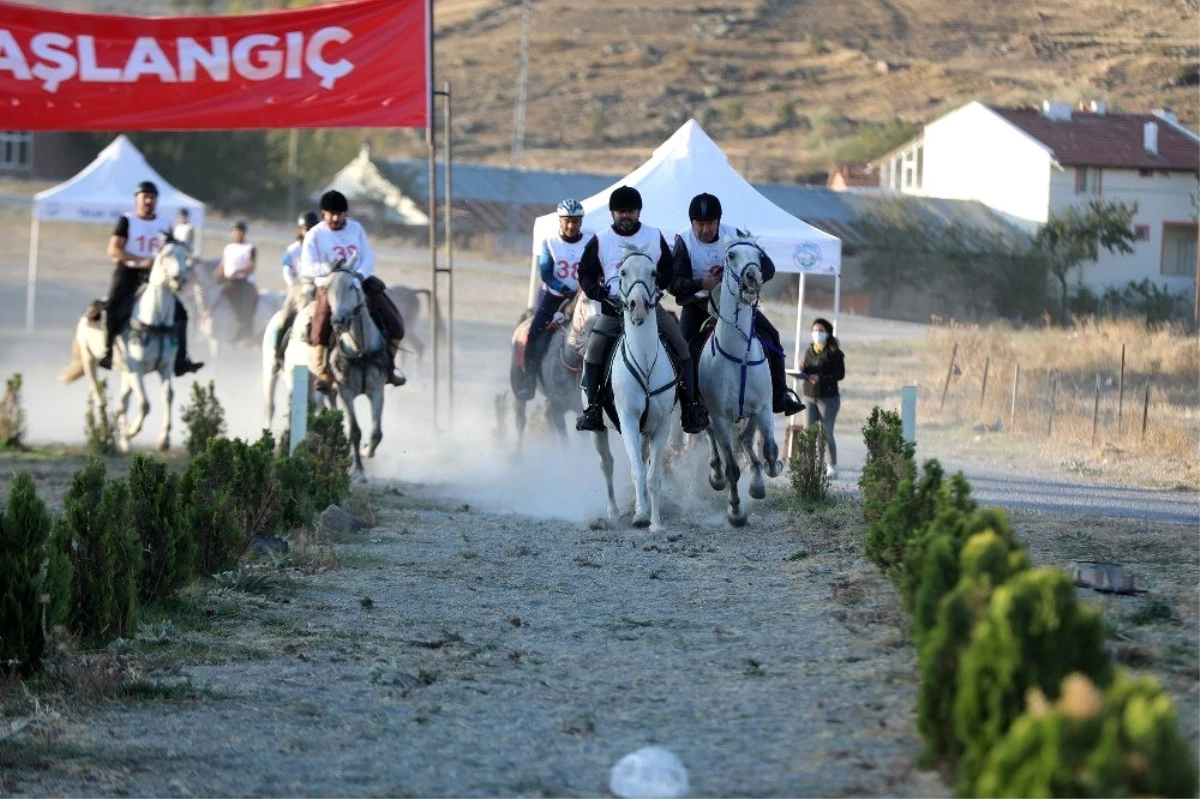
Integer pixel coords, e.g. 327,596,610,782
276,449,317,531
181,438,243,574
0,473,53,672
85,379,118,456
180,380,227,457
788,424,830,504
229,431,282,541
865,458,947,577
59,459,139,645
860,407,915,523
953,567,1114,794
0,373,26,451
129,455,194,603
899,474,979,615
974,671,1199,798
302,410,351,510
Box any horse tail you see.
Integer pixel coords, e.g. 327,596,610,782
60,332,84,385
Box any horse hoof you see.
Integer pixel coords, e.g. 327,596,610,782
157,439,169,452
709,475,727,491
632,515,651,529
767,460,784,479
749,483,766,500
727,508,747,527
649,522,666,534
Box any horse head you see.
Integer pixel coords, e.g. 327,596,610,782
153,237,191,293
326,264,364,333
723,234,765,305
617,244,659,326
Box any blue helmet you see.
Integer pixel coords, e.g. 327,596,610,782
557,198,585,218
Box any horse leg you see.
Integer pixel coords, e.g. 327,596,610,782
116,373,134,453
157,374,174,451
706,427,727,491
740,418,767,500
760,407,783,479
716,428,745,527
340,390,365,480
367,387,384,458
514,396,527,452
263,343,279,431
618,419,650,528
593,430,619,520
647,422,671,533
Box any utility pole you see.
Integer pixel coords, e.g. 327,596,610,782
507,0,532,257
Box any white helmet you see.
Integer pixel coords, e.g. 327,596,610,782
557,198,585,218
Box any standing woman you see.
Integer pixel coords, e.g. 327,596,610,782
799,317,845,478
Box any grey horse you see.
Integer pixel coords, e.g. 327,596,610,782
509,294,594,448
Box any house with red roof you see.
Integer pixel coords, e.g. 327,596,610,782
874,100,1198,296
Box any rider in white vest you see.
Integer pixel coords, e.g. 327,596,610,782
273,210,320,363
670,192,805,417
98,180,203,375
171,208,196,255
517,198,594,399
212,220,258,341
575,185,710,434
300,190,406,389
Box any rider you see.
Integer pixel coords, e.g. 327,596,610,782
301,190,406,389
669,192,805,417
575,185,710,435
98,180,203,375
213,220,258,342
172,208,196,254
274,210,320,363
518,198,593,399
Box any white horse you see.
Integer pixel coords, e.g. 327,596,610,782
592,245,677,532
60,236,192,453
261,280,334,431
697,235,783,526
189,257,283,365
325,266,390,479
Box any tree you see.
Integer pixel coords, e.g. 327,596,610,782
1034,199,1137,319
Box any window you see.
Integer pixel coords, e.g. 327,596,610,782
0,131,32,173
1161,224,1198,277
1074,166,1101,195
1134,225,1150,242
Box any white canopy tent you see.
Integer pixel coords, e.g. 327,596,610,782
26,135,207,331
529,119,842,376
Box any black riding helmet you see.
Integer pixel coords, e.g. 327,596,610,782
135,180,159,196
319,190,349,213
298,210,320,230
608,185,642,211
689,192,722,222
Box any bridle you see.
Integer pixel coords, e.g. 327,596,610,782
711,240,764,347
615,251,662,321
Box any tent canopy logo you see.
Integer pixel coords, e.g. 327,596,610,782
792,242,821,270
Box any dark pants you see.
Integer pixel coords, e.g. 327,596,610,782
310,278,404,348
104,264,194,368
525,290,563,373
223,280,259,341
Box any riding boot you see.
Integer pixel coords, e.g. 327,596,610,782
767,350,805,416
311,344,334,390
677,358,710,434
386,339,407,386
575,361,606,432
98,317,119,370
173,318,204,376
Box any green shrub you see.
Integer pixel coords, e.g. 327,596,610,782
788,424,830,504
865,458,946,576
953,567,1114,794
181,438,243,574
129,455,194,603
180,380,226,456
59,460,139,645
860,407,915,523
85,379,118,456
276,449,317,531
0,473,54,672
974,670,1198,798
916,531,1030,767
0,373,25,451
900,474,980,616
229,431,282,540
302,410,351,510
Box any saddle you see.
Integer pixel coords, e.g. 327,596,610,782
83,281,152,326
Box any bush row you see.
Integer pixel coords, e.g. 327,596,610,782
859,408,1197,797
0,411,351,675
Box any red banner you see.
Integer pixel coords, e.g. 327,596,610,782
0,0,429,130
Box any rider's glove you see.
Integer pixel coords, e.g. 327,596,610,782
552,311,566,326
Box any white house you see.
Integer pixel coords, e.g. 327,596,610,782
876,100,1199,296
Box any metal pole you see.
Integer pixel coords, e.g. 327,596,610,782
940,342,958,411
979,357,990,413
901,385,917,443
443,81,455,422
1091,373,1101,446
428,110,439,430
286,128,299,218
289,365,309,454
1010,363,1020,430
25,211,39,332
1141,384,1150,441
1047,371,1058,437
1116,343,1126,433
832,273,841,332
511,0,532,291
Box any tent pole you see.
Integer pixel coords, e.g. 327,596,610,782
25,212,39,332
833,273,841,332
792,273,806,372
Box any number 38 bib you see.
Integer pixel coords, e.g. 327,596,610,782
543,231,593,294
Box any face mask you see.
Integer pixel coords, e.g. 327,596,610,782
812,330,827,345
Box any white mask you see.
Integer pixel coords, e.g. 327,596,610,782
812,330,828,345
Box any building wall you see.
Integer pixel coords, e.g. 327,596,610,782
917,102,1054,231
1049,166,1198,294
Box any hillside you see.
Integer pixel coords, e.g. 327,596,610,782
431,0,1200,180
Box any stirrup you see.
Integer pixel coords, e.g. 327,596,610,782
776,389,806,416
97,351,113,370
575,405,605,431
681,401,710,434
